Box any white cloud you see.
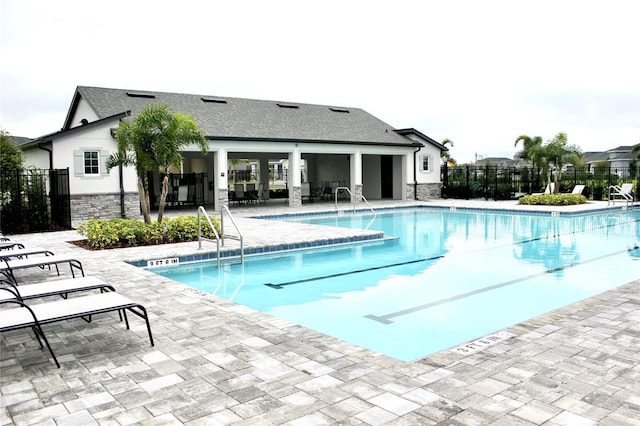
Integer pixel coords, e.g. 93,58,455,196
1,0,638,163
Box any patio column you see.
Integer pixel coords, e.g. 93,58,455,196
259,158,270,200
350,151,363,201
289,147,302,207
215,148,228,210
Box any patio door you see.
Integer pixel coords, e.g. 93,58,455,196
381,155,393,198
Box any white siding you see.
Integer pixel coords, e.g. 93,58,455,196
50,119,138,195
68,99,100,127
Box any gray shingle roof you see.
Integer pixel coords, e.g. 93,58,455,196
68,86,420,146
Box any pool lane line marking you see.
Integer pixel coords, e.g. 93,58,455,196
263,255,444,289
364,248,629,324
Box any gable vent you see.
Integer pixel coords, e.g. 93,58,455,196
201,97,227,104
126,91,156,99
277,103,299,109
329,107,350,113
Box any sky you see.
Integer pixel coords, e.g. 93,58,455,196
1,0,638,164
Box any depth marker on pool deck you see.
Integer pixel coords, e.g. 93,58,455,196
365,249,629,324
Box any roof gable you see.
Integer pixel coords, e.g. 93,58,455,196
65,86,424,147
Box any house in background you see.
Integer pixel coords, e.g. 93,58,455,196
583,146,637,172
19,86,445,223
475,157,517,168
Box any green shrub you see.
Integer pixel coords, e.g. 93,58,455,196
164,216,218,242
518,194,587,206
76,216,220,249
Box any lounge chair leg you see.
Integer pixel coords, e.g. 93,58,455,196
125,305,154,346
31,324,60,368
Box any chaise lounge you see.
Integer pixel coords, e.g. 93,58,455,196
0,290,154,367
0,254,85,283
0,276,115,301
0,247,55,260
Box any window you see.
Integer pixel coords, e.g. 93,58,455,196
74,149,108,177
84,151,99,175
421,155,433,173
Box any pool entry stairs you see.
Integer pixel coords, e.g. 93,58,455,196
197,206,244,267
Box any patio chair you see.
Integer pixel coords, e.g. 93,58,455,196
0,290,154,367
257,183,266,204
321,181,332,200
570,184,585,195
0,241,25,250
231,183,246,205
301,182,313,203
177,185,189,205
245,183,258,203
533,182,555,195
0,247,55,260
0,276,115,302
0,254,84,283
609,183,635,203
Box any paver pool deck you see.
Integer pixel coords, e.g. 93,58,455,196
1,199,639,425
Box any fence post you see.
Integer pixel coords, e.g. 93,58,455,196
465,165,470,199
441,163,448,198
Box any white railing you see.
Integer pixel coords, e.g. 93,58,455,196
197,205,244,266
335,187,376,217
608,185,633,208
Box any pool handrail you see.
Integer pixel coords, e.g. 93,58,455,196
608,184,633,208
197,206,221,266
335,187,376,217
197,205,245,266
220,205,244,264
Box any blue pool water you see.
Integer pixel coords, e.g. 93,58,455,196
152,208,640,361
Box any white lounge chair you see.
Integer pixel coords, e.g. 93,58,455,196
0,241,25,250
609,183,635,205
570,184,585,195
0,254,84,283
0,247,54,260
533,183,555,195
0,276,114,301
0,291,154,367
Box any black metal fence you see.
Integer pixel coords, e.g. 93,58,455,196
156,172,207,208
0,168,71,234
441,164,640,201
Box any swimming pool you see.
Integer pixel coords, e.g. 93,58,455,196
151,207,640,362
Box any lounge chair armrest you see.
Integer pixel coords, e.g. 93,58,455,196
0,286,21,301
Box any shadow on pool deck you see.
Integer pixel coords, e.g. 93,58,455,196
2,199,639,425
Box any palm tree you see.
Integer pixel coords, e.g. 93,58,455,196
514,135,543,165
539,133,582,193
107,104,208,224
440,138,456,165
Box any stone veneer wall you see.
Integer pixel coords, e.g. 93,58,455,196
407,183,442,201
218,188,229,209
70,193,141,226
354,184,363,201
291,186,302,207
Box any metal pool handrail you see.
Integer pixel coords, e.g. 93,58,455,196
220,205,244,264
197,206,244,266
335,187,376,217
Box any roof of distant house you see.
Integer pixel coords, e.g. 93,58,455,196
9,136,32,146
583,151,611,163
